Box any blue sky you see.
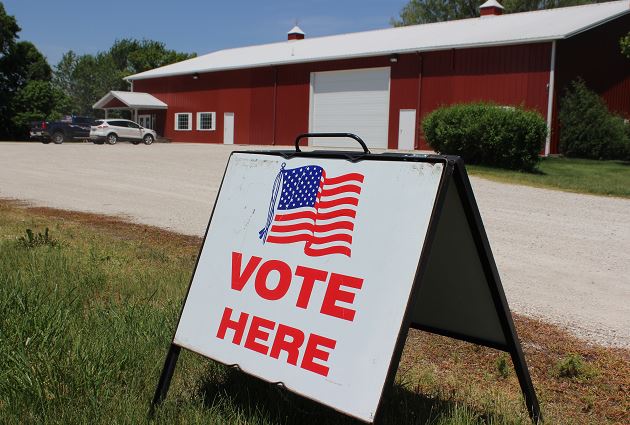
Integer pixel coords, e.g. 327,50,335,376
4,0,408,66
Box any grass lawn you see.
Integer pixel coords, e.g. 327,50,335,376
466,157,630,198
0,201,628,424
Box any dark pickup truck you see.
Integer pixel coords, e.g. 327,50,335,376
30,116,94,144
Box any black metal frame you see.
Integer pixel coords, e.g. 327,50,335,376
150,136,541,424
294,132,371,153
407,158,541,423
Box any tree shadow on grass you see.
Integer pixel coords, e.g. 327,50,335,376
194,364,505,425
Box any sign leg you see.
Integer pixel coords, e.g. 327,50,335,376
510,348,542,423
150,344,181,415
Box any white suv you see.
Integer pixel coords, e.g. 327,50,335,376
90,119,157,145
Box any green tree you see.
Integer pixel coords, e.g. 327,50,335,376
53,39,196,116
1,41,51,87
501,0,594,13
391,0,597,26
0,41,53,137
10,80,72,131
0,1,20,56
621,32,630,58
391,0,479,25
110,38,195,74
0,3,57,139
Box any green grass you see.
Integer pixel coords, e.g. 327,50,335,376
0,205,526,425
467,157,630,198
1,203,628,424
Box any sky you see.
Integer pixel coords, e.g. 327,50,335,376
3,0,408,66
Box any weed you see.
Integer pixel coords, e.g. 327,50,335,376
16,227,58,248
555,354,596,380
495,354,510,379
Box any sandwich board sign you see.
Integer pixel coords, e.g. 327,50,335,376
151,134,541,424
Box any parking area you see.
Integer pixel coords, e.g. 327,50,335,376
0,142,628,347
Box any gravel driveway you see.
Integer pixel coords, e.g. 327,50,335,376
1,142,628,347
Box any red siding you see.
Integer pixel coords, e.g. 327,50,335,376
135,69,255,144
418,43,552,149
134,46,552,149
389,53,422,149
102,98,128,108
131,16,628,154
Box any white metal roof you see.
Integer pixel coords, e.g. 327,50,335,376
288,25,305,35
92,91,167,109
480,0,505,10
127,1,630,81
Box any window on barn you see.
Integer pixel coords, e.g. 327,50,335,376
175,113,192,131
197,112,216,131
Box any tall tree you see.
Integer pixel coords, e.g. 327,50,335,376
391,0,479,25
0,1,20,56
501,0,595,13
0,3,59,139
116,39,196,74
53,38,196,116
10,80,72,129
391,0,598,26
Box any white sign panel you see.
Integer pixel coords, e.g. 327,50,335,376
174,153,444,422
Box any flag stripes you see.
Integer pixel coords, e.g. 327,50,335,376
264,167,364,257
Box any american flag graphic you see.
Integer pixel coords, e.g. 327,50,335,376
259,163,364,257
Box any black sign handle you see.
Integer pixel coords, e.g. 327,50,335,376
294,133,371,154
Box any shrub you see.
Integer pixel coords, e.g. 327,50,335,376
559,79,630,161
555,354,596,380
495,353,510,379
422,102,546,171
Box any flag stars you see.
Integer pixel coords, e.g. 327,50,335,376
276,165,325,211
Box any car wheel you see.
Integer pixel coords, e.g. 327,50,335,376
106,133,118,145
143,134,154,145
52,132,65,144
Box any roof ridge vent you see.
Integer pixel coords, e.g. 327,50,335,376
480,0,504,16
288,25,305,41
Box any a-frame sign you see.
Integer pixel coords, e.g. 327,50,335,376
151,134,541,424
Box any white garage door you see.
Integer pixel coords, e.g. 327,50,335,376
309,67,390,149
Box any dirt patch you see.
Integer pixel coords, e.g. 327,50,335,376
402,316,630,424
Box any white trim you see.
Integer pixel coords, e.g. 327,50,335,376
544,40,556,157
397,109,417,150
175,112,193,131
223,112,235,144
92,91,167,109
196,112,216,131
308,72,315,145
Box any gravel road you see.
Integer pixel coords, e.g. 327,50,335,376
1,142,628,347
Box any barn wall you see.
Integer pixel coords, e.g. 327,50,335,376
134,42,553,149
554,14,630,153
417,43,552,149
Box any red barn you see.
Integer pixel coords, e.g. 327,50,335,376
94,1,630,155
